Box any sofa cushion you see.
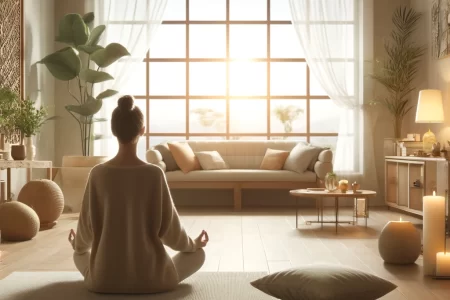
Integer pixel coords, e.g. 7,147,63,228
284,143,323,174
260,149,290,170
186,140,308,169
195,151,229,170
165,169,316,182
168,142,201,173
154,143,180,171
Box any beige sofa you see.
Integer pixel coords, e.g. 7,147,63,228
146,140,333,210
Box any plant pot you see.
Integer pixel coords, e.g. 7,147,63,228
24,137,36,160
55,156,109,212
11,145,25,160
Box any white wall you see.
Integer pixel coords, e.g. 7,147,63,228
371,0,411,205
24,0,56,162
407,0,450,143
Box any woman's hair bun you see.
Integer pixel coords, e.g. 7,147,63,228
118,95,134,111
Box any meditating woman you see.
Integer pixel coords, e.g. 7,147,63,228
68,95,208,293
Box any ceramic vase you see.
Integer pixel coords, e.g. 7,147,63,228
2,142,11,160
24,137,36,160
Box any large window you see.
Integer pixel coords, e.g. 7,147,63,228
95,0,358,158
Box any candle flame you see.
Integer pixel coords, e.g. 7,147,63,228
433,191,436,196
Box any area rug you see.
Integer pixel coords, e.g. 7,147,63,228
0,272,275,300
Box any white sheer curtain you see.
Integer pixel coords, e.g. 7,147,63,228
91,0,167,156
290,0,378,191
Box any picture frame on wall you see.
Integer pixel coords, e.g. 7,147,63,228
432,0,450,59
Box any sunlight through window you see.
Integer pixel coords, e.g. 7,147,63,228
95,0,357,159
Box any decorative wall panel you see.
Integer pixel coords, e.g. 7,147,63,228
0,0,23,96
432,0,450,59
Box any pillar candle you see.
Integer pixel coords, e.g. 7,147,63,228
436,252,450,276
423,191,446,276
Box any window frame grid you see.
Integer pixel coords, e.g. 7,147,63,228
112,0,358,148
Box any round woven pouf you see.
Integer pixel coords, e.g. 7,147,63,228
378,220,421,264
0,201,40,241
18,179,64,229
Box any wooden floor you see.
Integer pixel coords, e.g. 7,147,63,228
1,207,450,299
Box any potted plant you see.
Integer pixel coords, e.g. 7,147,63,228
38,12,130,160
38,12,130,212
370,6,425,140
272,105,304,138
15,98,55,160
0,87,20,160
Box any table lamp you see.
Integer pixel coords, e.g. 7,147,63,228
415,90,444,152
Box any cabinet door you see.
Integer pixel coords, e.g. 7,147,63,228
398,163,409,207
409,163,424,211
425,161,438,196
386,161,398,204
435,161,448,217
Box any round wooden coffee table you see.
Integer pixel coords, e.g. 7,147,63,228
290,189,377,233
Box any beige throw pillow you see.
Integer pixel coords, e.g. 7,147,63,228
260,148,290,170
154,143,180,172
250,265,397,300
284,143,323,174
195,151,229,170
167,142,201,173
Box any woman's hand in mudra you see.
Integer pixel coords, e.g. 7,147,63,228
194,230,209,249
68,229,76,250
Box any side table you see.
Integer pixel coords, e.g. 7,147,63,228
0,160,53,201
290,189,377,233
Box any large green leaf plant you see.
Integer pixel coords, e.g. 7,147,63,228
38,12,130,156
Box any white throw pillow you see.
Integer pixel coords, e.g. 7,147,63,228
195,151,229,170
250,265,397,300
284,143,323,174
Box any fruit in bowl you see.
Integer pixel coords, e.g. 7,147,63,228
338,179,348,193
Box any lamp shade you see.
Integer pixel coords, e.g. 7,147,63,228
415,90,444,123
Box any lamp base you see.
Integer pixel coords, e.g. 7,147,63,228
422,129,436,152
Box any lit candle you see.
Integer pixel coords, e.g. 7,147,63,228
378,218,421,264
423,191,446,276
436,252,450,276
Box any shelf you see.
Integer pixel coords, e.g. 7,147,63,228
386,202,423,216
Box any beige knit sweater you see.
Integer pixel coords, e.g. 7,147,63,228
74,164,196,294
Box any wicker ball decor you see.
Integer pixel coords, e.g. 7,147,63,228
0,201,40,241
18,179,64,229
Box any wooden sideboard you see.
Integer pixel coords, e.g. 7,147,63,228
385,156,449,232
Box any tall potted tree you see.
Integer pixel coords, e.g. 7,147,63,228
39,12,129,160
370,6,425,140
38,12,130,211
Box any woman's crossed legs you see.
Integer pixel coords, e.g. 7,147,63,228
73,248,205,283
